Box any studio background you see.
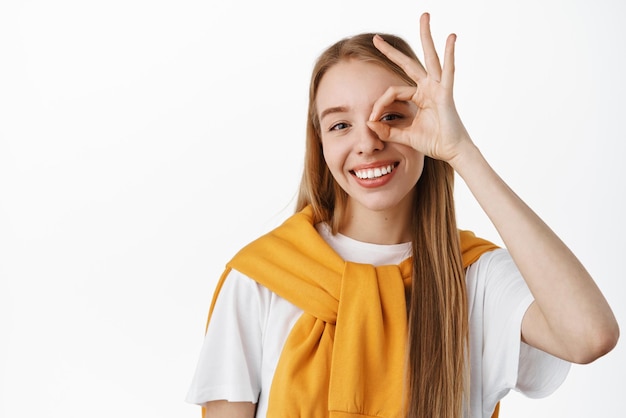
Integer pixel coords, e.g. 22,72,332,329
1,1,624,417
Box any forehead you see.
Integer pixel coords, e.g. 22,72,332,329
316,59,410,113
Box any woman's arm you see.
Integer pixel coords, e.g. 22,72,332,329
450,139,619,364
369,12,619,364
203,401,256,418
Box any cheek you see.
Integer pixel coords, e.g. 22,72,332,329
413,151,425,171
401,147,426,182
321,139,348,173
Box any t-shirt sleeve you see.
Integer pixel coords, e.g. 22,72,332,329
468,249,571,412
185,269,266,405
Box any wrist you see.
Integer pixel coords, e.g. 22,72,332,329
447,137,483,175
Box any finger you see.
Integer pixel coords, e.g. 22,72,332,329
441,33,456,90
373,34,427,82
369,85,417,121
367,121,415,147
367,121,392,142
419,12,442,82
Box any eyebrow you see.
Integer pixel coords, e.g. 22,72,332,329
319,106,349,121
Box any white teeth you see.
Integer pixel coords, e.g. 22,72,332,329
354,164,394,179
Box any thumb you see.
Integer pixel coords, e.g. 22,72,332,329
367,121,408,146
367,121,391,141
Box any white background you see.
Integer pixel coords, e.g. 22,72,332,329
1,0,624,417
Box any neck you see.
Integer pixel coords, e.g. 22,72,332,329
338,199,413,245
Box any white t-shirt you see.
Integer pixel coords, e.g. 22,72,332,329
186,224,570,418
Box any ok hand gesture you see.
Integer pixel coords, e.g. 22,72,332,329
367,13,473,166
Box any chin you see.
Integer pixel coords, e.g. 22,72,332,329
350,195,407,214
345,186,416,216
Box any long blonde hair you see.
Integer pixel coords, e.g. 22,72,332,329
295,33,468,418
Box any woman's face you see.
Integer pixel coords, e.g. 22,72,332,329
316,59,424,217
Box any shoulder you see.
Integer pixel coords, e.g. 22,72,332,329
470,247,512,267
216,268,303,325
466,248,534,321
466,248,518,287
216,268,275,310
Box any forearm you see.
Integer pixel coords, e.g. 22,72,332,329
203,401,257,418
451,139,619,363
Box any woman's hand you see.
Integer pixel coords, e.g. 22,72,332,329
367,13,473,165
370,13,619,364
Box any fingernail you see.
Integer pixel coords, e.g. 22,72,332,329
373,34,385,42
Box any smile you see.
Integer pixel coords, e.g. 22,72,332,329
352,163,398,180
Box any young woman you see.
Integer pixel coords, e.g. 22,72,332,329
186,13,619,418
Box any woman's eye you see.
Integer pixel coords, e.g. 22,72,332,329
380,113,402,122
330,122,349,131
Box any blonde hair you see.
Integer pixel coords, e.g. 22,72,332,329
296,33,468,418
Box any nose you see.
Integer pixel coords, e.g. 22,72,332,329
356,124,385,155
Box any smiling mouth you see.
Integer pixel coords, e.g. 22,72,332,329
351,162,399,179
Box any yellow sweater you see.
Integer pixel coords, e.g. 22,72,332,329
205,206,499,418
